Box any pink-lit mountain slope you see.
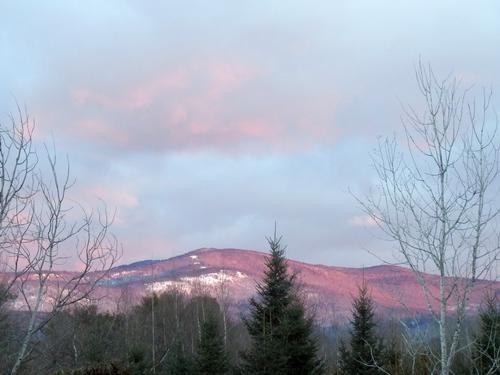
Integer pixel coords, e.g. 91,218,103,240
5,248,500,322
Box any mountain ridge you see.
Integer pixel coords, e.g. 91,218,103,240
4,248,499,322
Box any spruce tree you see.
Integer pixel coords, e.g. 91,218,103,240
166,338,193,375
241,230,324,375
0,284,14,374
196,313,229,375
474,294,500,375
339,281,385,375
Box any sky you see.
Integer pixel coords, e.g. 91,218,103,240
1,1,500,268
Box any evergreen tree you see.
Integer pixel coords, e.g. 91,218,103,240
241,230,324,375
126,344,148,375
165,338,193,375
196,313,229,375
339,281,385,375
474,294,500,375
0,283,13,331
0,284,14,374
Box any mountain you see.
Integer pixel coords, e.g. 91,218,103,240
5,248,499,322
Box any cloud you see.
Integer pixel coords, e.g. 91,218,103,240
83,186,138,209
348,215,377,228
1,0,500,269
62,60,341,153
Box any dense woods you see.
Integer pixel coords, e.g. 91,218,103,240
1,237,499,374
0,64,498,374
4,0,500,372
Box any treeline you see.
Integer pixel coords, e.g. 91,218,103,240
1,235,499,374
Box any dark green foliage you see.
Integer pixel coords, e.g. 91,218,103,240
196,313,229,375
381,331,405,375
0,283,15,373
74,306,125,365
0,283,13,310
2,274,498,374
126,344,148,374
339,282,385,375
43,305,127,372
54,362,129,375
241,231,324,375
0,284,13,331
126,291,229,374
165,338,194,375
474,294,500,375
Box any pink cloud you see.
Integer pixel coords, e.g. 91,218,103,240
85,186,138,209
65,60,341,153
348,215,377,227
71,61,256,111
236,119,278,138
75,119,130,147
204,62,257,99
73,185,138,225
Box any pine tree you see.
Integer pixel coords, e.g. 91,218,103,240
196,313,229,375
0,284,14,374
339,281,385,375
474,294,500,375
166,338,193,375
241,230,324,375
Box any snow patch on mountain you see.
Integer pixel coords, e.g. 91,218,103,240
145,270,249,294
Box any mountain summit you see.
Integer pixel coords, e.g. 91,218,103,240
6,248,499,321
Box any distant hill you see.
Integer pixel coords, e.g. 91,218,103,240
4,248,499,322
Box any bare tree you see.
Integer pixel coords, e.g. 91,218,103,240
0,108,118,375
0,108,37,296
357,62,500,375
215,269,231,347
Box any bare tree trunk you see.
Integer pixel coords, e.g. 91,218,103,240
0,110,119,375
439,274,449,375
356,61,500,375
216,270,230,347
10,276,45,375
151,293,156,374
72,333,78,366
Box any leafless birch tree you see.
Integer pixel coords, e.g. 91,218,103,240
357,62,500,375
215,270,231,347
0,108,119,375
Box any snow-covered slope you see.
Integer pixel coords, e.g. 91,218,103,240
4,248,499,321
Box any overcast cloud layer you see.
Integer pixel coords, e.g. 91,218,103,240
1,1,500,267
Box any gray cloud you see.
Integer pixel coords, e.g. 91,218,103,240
1,0,499,267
